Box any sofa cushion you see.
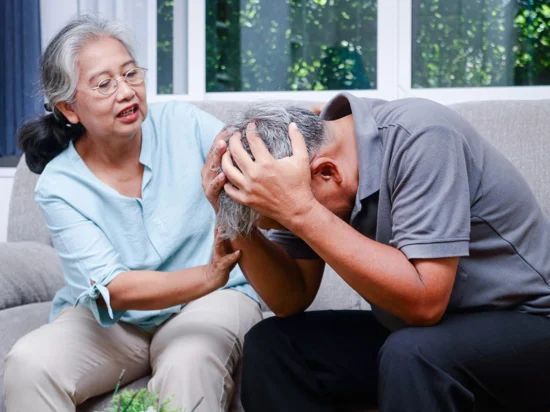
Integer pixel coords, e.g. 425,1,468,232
0,241,63,310
7,155,51,245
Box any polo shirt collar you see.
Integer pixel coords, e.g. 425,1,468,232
320,92,382,221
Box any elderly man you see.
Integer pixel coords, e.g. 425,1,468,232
201,93,550,412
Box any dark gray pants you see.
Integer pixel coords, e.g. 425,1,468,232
241,310,550,412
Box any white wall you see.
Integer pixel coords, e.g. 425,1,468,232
0,170,15,242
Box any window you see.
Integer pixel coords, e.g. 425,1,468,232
157,0,189,94
412,0,550,88
205,0,377,93
35,0,550,106
157,1,174,94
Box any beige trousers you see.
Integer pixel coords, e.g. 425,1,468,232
4,289,262,412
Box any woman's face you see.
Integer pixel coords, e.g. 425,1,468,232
59,36,148,143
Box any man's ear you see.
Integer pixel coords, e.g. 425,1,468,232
55,101,80,124
310,157,343,184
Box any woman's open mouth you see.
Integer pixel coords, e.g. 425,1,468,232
117,104,139,122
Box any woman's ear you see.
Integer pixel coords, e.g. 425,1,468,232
55,101,80,125
310,157,343,184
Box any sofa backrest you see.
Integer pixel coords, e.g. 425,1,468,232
450,99,550,218
7,157,51,245
7,99,550,312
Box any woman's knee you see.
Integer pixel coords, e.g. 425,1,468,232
4,335,56,391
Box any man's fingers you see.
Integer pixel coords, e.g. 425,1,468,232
288,122,309,159
223,182,248,205
245,123,272,161
229,131,255,171
221,151,246,189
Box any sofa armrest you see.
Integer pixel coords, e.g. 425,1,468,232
0,241,64,310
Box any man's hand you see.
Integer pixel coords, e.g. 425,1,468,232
222,122,318,229
204,230,241,290
201,129,229,213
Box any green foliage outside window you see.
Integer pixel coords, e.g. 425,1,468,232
413,0,550,88
205,0,377,92
156,0,550,94
157,0,174,94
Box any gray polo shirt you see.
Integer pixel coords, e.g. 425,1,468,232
270,92,550,330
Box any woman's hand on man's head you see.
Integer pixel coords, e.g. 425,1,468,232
201,128,230,213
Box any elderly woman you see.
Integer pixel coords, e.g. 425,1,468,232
3,15,261,412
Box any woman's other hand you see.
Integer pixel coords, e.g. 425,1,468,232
203,230,241,290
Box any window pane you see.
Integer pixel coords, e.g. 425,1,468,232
412,0,550,88
157,0,174,94
206,0,377,92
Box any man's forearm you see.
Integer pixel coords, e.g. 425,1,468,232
285,201,436,323
231,228,315,316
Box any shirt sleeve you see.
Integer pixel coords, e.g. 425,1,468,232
35,188,130,327
267,230,321,260
389,125,471,259
193,106,226,162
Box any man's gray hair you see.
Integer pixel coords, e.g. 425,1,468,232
217,103,328,239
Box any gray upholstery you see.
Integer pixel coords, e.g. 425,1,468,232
1,99,549,412
7,158,50,245
450,100,550,218
0,242,64,310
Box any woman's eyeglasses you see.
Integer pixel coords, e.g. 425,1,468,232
89,67,148,96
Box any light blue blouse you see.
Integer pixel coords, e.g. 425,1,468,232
35,101,258,329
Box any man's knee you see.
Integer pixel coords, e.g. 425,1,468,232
378,327,440,375
243,317,284,367
244,317,281,357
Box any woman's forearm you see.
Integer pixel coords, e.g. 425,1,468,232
105,265,216,310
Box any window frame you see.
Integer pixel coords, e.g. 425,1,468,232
396,0,550,105
39,0,550,105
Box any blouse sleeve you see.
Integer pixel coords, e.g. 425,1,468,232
35,187,130,327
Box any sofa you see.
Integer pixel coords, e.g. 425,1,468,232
1,99,549,412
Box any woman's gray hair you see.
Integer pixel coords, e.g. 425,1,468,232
217,103,328,239
41,14,136,109
18,14,137,174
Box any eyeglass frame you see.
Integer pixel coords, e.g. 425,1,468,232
85,67,148,96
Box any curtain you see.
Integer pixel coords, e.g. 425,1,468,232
0,0,42,158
